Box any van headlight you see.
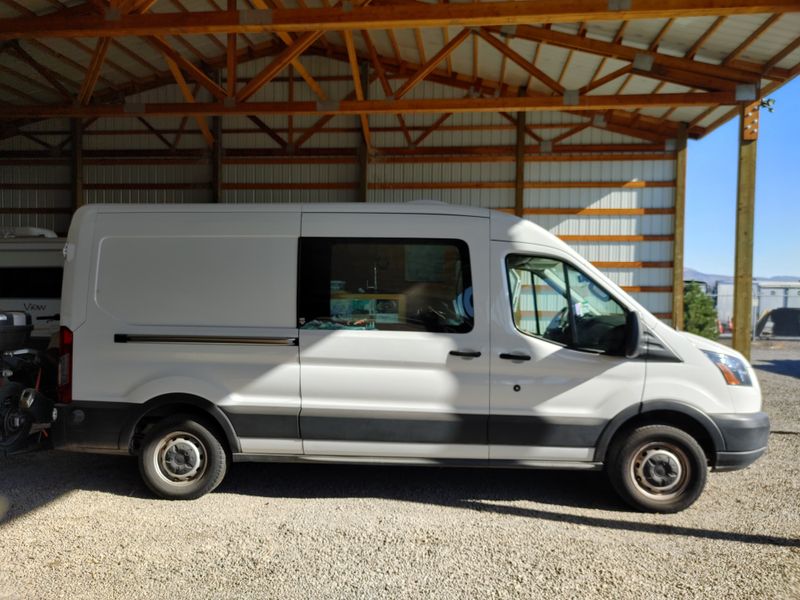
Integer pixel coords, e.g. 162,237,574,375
702,350,752,386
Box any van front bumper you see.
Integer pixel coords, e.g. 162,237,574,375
52,401,129,454
710,411,770,472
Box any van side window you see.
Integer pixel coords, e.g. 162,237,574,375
506,255,627,354
299,238,473,333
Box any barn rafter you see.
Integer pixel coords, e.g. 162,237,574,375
0,1,796,148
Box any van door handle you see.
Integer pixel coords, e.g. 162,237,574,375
449,350,482,358
499,353,531,361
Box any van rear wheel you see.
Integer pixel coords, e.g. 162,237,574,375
138,415,228,500
607,425,707,513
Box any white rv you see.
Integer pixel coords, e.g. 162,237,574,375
54,203,769,512
0,228,64,342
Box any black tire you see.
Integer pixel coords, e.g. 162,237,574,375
138,415,228,500
0,383,33,454
607,424,708,513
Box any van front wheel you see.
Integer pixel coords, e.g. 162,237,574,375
607,425,707,513
138,416,228,500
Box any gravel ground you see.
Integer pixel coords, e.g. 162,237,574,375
0,342,798,599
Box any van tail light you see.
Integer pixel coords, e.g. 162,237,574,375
58,326,73,404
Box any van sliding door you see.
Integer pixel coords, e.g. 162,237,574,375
297,211,491,461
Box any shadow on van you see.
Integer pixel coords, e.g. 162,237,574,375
2,450,798,549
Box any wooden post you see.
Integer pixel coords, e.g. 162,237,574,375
70,118,83,211
210,116,222,203
357,61,369,202
732,102,759,360
514,111,525,217
671,123,688,329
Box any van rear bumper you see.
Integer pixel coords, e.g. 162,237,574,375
710,411,770,472
52,402,129,454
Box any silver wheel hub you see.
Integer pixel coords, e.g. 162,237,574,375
155,433,206,484
631,443,689,499
640,450,681,490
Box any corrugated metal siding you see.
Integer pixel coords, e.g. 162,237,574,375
85,162,212,205
0,162,71,233
522,155,675,318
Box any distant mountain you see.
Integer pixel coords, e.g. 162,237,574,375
685,268,800,287
684,268,730,286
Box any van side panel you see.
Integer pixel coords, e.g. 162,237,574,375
69,209,302,451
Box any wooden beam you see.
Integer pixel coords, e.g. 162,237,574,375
549,122,591,144
357,134,369,202
78,37,111,105
478,29,564,95
394,27,470,99
632,63,738,92
723,14,782,65
1,91,737,119
292,73,379,149
8,42,74,102
492,24,763,84
4,1,797,39
149,35,228,100
412,113,452,147
671,123,687,330
685,16,726,59
211,116,222,203
236,31,324,102
522,208,674,215
250,0,329,101
247,115,288,148
514,110,525,217
227,32,237,97
344,30,371,149
137,116,173,148
579,64,632,94
70,118,83,211
732,102,758,360
361,29,412,145
162,54,214,147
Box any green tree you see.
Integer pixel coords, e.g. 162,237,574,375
683,282,719,340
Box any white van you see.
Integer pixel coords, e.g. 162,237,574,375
54,203,769,512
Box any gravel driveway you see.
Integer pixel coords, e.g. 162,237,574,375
1,342,798,599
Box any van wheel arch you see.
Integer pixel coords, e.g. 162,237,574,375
122,394,240,456
594,401,725,467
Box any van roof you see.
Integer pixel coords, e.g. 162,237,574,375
72,202,572,251
78,201,491,219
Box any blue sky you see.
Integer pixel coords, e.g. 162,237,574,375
685,76,800,278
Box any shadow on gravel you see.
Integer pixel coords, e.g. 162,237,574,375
753,359,800,379
453,501,800,549
3,451,799,549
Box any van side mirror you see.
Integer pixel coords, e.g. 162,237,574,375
624,311,643,359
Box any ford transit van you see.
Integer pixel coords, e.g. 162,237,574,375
54,203,769,512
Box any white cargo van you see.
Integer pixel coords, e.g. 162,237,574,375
54,203,769,512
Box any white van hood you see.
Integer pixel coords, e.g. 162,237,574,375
678,331,748,362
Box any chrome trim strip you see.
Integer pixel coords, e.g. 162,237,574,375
114,334,298,346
